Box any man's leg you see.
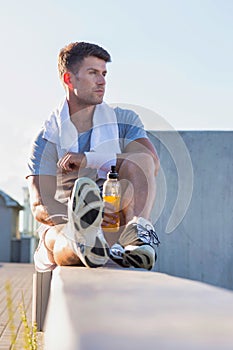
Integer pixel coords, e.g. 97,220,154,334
118,152,156,222
33,224,83,272
34,178,110,271
110,153,160,270
45,225,83,266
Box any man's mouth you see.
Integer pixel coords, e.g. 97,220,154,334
94,89,104,93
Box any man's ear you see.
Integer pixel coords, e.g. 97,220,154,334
63,72,72,87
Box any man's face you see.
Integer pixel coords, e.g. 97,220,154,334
71,56,107,106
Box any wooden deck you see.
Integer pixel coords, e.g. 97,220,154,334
0,263,43,350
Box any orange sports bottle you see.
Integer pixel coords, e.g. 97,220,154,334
103,166,121,232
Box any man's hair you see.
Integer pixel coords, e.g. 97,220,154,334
58,42,111,79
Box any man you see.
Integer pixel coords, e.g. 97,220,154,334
27,41,160,272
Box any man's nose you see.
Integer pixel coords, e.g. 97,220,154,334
97,74,106,85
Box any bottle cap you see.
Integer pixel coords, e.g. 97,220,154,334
108,165,119,179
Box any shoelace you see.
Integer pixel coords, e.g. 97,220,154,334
111,245,124,257
133,223,160,246
111,248,123,258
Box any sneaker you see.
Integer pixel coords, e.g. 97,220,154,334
65,177,110,268
112,217,160,270
110,243,131,268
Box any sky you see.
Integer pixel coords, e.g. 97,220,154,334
0,0,233,205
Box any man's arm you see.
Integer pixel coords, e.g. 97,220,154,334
27,175,68,226
117,137,160,176
57,138,159,176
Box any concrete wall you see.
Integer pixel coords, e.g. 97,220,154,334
11,237,36,263
0,203,12,262
148,131,233,290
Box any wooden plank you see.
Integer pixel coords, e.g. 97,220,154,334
0,263,34,349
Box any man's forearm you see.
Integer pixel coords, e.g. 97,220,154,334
32,198,68,226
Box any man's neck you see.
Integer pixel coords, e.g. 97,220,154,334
68,98,96,133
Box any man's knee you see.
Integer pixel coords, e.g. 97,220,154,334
119,152,155,177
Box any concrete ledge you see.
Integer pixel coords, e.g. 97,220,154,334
32,270,52,331
44,266,233,350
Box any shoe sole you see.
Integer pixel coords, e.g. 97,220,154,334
69,177,109,267
109,253,131,268
124,245,156,271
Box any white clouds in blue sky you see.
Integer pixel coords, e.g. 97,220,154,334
0,0,232,201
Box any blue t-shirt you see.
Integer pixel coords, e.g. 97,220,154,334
28,106,148,177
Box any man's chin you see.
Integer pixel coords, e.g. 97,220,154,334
95,97,104,105
85,96,104,106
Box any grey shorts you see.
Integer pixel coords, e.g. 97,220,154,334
34,224,57,272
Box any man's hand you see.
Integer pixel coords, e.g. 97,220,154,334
101,201,119,229
57,152,87,172
27,175,68,225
